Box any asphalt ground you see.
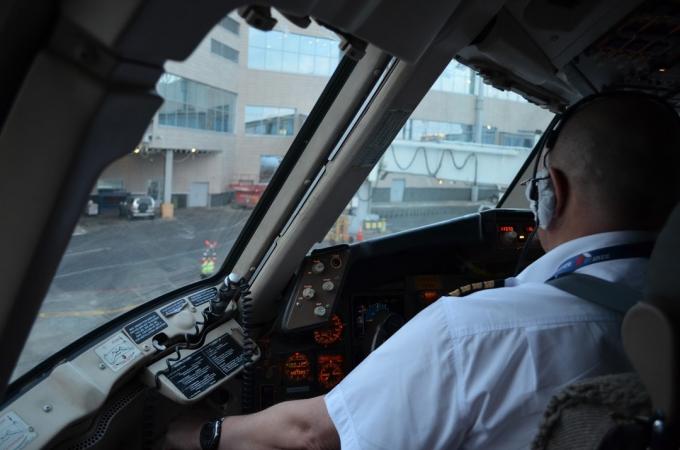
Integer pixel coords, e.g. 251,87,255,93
13,202,483,380
14,207,251,380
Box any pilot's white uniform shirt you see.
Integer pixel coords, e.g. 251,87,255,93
324,230,654,449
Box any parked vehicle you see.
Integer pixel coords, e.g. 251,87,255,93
118,195,156,219
230,182,267,209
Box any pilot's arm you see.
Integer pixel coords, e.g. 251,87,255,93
165,299,462,450
163,396,339,450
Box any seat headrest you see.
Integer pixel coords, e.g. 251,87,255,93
621,203,680,434
646,203,680,316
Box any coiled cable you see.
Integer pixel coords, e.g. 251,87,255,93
153,315,207,389
239,278,256,414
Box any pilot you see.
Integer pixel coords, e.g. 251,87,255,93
164,92,680,450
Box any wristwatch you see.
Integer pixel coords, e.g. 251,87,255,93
199,417,224,450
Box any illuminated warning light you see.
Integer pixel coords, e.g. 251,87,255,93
317,355,345,389
526,226,535,233
498,225,514,232
518,235,526,240
419,290,440,303
313,314,344,346
284,352,311,382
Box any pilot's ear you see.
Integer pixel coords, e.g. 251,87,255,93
549,166,569,220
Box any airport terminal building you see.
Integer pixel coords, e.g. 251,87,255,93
97,12,553,212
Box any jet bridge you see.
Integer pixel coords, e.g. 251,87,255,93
347,139,533,237
380,139,532,186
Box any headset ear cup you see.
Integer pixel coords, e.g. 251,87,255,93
530,181,538,201
537,176,556,229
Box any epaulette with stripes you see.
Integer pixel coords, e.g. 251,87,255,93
448,279,505,297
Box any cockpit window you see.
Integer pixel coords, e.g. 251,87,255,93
319,62,554,246
13,13,344,381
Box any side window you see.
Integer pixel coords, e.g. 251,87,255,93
321,62,554,246
14,12,343,382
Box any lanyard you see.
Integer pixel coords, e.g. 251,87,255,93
547,241,655,281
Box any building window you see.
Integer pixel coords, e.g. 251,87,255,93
260,155,283,183
482,126,498,145
431,62,474,94
211,39,239,63
245,106,296,136
219,16,240,35
157,74,237,133
248,28,340,76
499,132,536,148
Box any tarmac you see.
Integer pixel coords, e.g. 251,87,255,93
14,207,250,380
12,202,483,380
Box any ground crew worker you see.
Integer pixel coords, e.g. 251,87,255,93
200,240,217,279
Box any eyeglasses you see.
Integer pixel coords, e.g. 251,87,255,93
520,175,550,186
521,175,551,201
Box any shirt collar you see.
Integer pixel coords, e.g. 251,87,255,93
511,230,658,284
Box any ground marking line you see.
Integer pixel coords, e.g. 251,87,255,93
63,247,111,257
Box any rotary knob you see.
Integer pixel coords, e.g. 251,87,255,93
311,261,325,274
322,280,335,292
501,230,518,245
313,305,327,317
302,287,316,300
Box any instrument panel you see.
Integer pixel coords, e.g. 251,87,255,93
314,314,345,346
253,318,350,409
495,223,536,248
258,209,538,407
280,247,351,331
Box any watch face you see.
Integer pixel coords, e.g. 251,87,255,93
200,419,221,450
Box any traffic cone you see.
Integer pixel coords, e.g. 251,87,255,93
356,228,364,242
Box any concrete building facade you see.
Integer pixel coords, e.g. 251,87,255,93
96,11,553,212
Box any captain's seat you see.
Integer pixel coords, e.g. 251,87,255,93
622,202,680,447
532,203,680,449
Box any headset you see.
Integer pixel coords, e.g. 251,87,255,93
515,90,680,275
525,91,680,228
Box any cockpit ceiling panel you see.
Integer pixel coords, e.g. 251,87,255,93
65,0,468,66
576,0,680,108
509,0,644,67
586,2,680,72
453,0,680,111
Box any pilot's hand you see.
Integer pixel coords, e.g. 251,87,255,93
162,415,206,450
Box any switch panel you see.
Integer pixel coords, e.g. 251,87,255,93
281,246,350,331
